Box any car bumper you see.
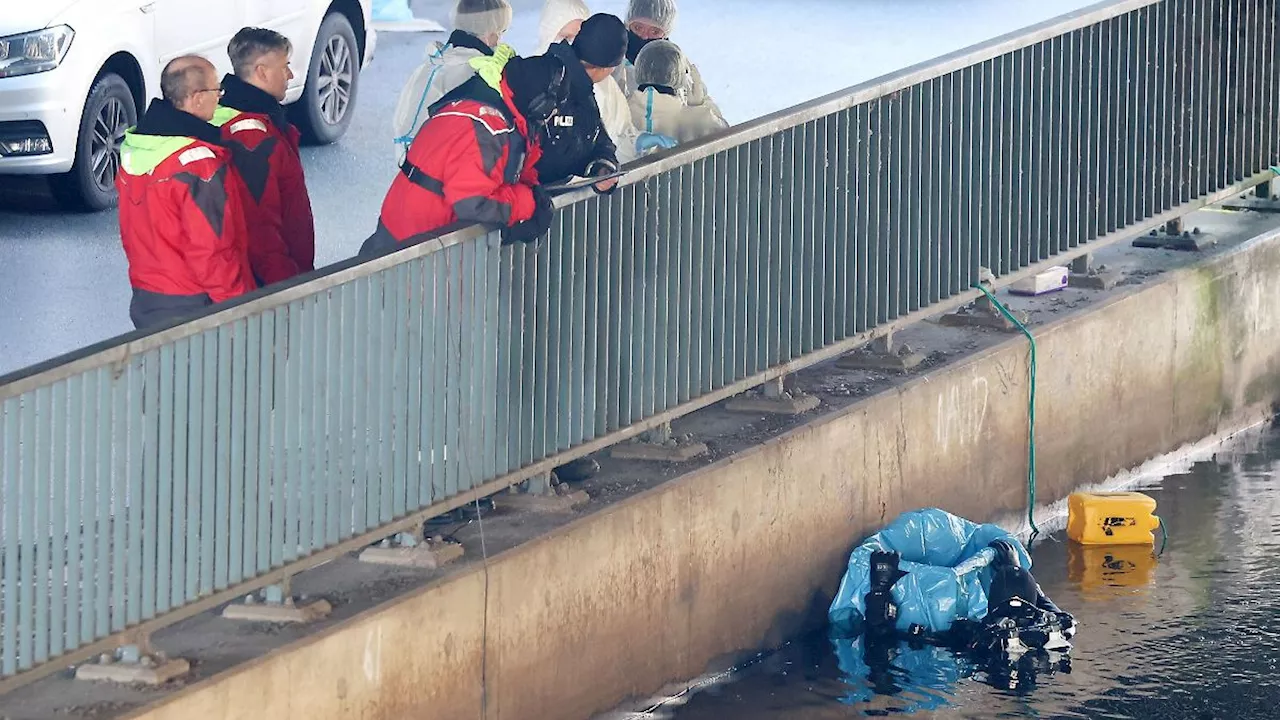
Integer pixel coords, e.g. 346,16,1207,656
0,66,79,175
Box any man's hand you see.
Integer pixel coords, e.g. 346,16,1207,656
587,158,621,195
501,185,555,246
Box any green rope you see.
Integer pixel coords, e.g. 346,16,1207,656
973,284,1041,537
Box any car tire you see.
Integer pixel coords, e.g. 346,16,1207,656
292,12,361,145
49,73,137,212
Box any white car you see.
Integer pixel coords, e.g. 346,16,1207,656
0,0,376,211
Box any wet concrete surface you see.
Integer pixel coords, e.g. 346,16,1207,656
0,0,1097,376
2,203,1277,720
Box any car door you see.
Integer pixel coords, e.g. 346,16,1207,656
152,0,247,78
244,0,310,95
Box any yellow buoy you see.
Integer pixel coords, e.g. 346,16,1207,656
1066,491,1161,545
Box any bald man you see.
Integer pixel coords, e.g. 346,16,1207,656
117,55,258,330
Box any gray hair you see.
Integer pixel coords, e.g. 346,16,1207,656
227,27,293,79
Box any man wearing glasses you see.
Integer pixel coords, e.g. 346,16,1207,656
117,55,257,330
213,28,316,287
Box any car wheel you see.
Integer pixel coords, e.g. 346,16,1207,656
292,12,360,145
49,73,136,212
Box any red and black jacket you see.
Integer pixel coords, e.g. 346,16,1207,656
117,99,257,329
214,74,316,285
363,72,543,255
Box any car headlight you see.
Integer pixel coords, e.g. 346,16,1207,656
0,26,75,79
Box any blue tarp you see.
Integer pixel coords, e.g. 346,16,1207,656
828,508,1031,634
372,0,414,22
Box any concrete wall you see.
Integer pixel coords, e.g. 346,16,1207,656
127,232,1280,720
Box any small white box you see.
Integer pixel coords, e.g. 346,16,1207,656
1009,266,1070,296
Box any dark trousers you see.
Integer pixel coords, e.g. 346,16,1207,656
129,288,212,330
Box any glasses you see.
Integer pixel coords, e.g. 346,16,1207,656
197,87,225,97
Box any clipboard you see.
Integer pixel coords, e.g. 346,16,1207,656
542,170,628,196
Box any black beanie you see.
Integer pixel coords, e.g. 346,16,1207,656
571,13,628,68
503,55,568,121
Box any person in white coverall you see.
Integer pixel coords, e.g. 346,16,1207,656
617,0,722,120
391,0,514,164
535,0,639,164
628,40,727,152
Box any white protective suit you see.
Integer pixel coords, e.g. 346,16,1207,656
628,40,727,149
390,1,513,164
535,0,641,164
629,89,727,147
616,0,723,121
391,41,488,164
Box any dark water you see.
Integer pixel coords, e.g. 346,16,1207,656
659,424,1280,720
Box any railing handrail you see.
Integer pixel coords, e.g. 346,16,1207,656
0,0,1151,400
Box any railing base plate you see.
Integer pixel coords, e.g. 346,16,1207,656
221,598,332,624
75,656,190,686
1069,270,1120,291
359,539,465,569
612,440,709,462
726,392,822,415
500,488,591,513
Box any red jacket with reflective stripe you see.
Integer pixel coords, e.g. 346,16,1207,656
377,76,542,244
117,120,257,303
216,107,315,284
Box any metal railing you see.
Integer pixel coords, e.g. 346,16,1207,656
1,0,1277,690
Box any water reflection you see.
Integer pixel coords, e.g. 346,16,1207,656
665,423,1280,718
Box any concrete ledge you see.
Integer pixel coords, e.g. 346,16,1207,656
63,226,1280,720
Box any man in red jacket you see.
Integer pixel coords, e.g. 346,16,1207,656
361,51,569,256
213,27,316,285
117,55,257,330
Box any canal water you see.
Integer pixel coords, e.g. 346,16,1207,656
650,423,1280,719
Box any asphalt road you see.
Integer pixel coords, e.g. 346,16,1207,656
0,0,1095,376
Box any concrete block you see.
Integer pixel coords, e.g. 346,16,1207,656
1068,270,1120,291
499,489,591,513
359,539,465,569
221,598,332,624
75,656,190,685
1009,266,1069,296
612,439,709,462
838,347,925,372
938,305,1027,332
725,392,820,415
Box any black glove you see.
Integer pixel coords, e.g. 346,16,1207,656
501,185,554,246
585,157,620,195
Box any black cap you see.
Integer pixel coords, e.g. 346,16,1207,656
504,54,569,126
571,13,628,68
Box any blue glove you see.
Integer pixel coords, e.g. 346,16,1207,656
636,132,678,155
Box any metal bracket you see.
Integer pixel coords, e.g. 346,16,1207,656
74,633,190,685
837,331,925,372
1067,253,1119,291
1219,178,1280,212
500,470,591,513
939,293,1028,332
221,576,332,623
726,376,822,414
1132,218,1216,251
359,529,466,568
611,421,709,462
